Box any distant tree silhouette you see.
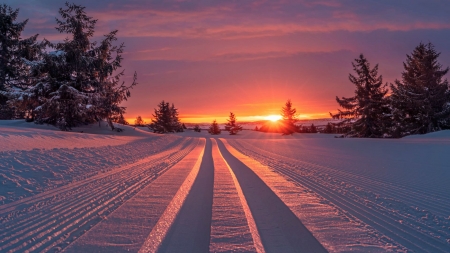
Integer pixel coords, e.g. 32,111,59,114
331,54,390,138
390,43,450,137
225,112,243,135
254,126,259,131
281,99,298,135
208,120,221,135
193,124,201,132
310,123,317,133
134,116,144,126
150,100,183,133
323,122,334,133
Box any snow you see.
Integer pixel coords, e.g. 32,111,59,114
1,120,450,252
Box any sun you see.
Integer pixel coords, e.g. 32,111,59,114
265,115,282,122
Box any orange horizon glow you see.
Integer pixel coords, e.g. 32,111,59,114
125,112,330,124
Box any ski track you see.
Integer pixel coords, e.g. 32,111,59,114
157,138,214,253
217,139,327,253
0,138,198,253
67,138,205,253
209,139,260,253
0,134,183,204
228,139,450,252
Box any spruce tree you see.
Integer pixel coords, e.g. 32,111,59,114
170,103,183,132
134,116,144,126
225,112,242,135
310,123,317,133
150,100,182,133
193,124,201,132
280,99,298,135
331,54,390,138
208,120,221,135
390,43,450,137
10,3,136,130
0,4,41,119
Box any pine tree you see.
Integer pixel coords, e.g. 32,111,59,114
10,3,136,130
193,124,201,132
324,123,333,133
280,99,298,135
331,54,390,138
150,100,182,133
134,116,144,126
390,43,450,137
0,4,41,119
310,123,317,133
224,112,242,135
170,103,183,132
208,120,221,135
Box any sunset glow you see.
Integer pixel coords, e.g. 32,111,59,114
12,1,450,123
265,115,282,122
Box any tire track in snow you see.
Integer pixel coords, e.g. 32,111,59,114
229,139,450,252
217,139,327,253
0,138,198,253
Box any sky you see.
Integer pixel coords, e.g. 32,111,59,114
7,0,450,123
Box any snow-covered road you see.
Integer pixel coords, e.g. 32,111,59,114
1,122,450,252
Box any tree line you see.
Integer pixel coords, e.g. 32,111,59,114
332,43,450,138
0,3,136,131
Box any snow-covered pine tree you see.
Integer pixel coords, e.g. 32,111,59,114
281,99,298,135
93,30,137,131
331,54,390,138
11,3,136,130
0,4,41,119
224,112,242,135
208,119,221,135
390,43,450,137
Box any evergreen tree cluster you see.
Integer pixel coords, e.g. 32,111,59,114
332,43,450,138
0,3,136,130
149,100,183,133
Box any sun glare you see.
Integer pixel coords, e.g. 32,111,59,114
265,115,282,122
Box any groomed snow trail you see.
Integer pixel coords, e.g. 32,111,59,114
0,138,198,253
209,139,263,253
228,138,450,252
67,138,205,253
217,139,327,253
156,138,214,253
221,139,401,252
